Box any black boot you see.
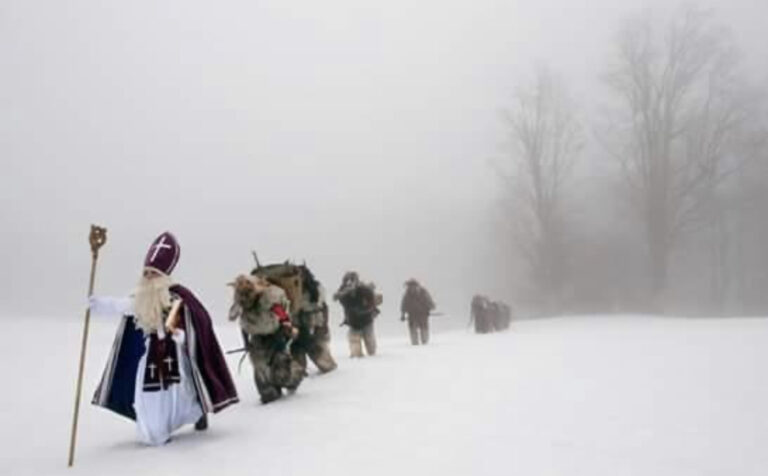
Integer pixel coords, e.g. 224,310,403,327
194,414,208,431
260,387,283,404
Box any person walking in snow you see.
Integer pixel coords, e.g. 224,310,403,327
469,294,493,334
491,301,512,331
334,271,380,357
291,264,337,373
400,279,435,345
228,272,305,404
90,231,238,445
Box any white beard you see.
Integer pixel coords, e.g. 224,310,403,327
133,274,173,335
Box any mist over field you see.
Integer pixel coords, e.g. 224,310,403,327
1,2,767,475
2,0,766,321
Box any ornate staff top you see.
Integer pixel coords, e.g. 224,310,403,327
89,225,107,257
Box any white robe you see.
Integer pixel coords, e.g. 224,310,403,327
133,329,203,446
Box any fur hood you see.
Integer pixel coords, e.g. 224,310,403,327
229,275,292,336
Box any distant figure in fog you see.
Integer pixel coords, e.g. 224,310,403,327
334,271,381,357
400,279,435,345
470,295,493,334
492,301,512,331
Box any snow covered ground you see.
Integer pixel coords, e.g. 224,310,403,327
1,315,766,476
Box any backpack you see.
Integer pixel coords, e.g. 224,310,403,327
405,288,433,316
340,285,377,329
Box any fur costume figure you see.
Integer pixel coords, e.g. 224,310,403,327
334,271,380,357
291,264,337,373
228,273,304,404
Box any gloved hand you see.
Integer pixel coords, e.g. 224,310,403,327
280,321,298,340
89,296,132,315
170,328,186,344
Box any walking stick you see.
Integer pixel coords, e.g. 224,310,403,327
67,225,107,468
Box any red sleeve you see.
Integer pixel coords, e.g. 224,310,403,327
271,304,291,324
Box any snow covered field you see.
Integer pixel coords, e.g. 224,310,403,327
1,315,766,476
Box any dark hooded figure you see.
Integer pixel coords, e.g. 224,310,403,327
400,279,436,345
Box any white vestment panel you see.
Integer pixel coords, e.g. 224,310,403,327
133,330,203,446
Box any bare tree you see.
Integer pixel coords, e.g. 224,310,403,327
499,68,582,313
730,119,768,314
601,8,756,311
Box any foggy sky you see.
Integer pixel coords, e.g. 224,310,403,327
2,0,766,325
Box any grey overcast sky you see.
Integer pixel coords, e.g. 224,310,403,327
1,0,766,323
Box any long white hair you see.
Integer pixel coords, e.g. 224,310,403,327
133,273,173,334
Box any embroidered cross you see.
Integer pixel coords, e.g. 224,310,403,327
149,236,172,262
148,363,157,380
163,356,174,371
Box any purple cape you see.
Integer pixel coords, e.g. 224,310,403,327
93,285,238,420
170,284,239,413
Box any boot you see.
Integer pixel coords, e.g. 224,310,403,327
260,387,282,404
194,414,208,431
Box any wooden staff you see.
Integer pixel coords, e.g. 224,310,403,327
165,299,183,333
68,225,107,468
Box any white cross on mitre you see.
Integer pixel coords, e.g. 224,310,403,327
150,236,172,262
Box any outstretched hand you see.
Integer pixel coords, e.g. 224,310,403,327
88,295,132,316
87,295,98,311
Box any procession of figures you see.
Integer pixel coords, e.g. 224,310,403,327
85,231,514,447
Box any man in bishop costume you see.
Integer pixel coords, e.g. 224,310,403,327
90,232,238,445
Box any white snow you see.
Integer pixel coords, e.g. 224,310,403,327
1,315,767,476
